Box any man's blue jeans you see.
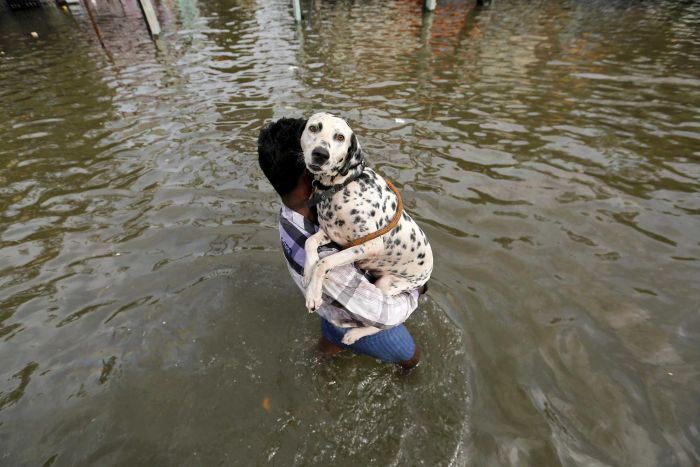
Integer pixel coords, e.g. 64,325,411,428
320,318,416,363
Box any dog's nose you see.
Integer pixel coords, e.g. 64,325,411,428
312,147,330,164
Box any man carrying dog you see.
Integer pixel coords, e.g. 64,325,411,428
257,117,422,369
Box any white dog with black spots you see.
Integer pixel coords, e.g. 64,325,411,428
301,112,433,344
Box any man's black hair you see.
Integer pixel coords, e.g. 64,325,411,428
257,117,308,197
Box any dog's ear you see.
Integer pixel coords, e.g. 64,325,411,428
339,133,364,176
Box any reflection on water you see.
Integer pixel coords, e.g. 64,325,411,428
1,0,699,465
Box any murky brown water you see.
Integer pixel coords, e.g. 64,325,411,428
1,0,699,465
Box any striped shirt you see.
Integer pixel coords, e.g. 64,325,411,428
278,204,419,329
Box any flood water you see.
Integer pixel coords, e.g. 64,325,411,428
1,0,699,465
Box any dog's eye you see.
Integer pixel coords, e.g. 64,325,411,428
308,125,318,133
335,134,345,142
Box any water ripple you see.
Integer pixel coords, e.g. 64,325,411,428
0,0,698,465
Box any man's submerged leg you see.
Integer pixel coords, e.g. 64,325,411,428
319,318,346,357
318,335,344,356
320,318,420,368
399,345,420,370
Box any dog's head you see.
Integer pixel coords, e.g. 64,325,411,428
300,112,363,179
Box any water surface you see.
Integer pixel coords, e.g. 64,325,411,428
1,0,699,465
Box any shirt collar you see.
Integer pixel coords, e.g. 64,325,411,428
280,203,318,235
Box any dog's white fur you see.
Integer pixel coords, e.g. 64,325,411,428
301,113,433,344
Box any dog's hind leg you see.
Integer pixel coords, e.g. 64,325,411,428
374,274,414,296
303,230,331,287
374,274,396,293
341,326,381,345
305,237,384,311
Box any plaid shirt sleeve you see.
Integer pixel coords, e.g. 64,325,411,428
279,205,419,329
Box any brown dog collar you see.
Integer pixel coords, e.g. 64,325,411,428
343,178,403,250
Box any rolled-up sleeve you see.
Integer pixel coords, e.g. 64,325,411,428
279,207,419,329
318,251,420,329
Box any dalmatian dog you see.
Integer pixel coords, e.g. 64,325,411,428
301,112,433,344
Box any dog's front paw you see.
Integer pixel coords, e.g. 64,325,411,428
305,275,323,312
341,329,363,345
305,291,323,313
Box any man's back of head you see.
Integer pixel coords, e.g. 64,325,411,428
257,117,307,197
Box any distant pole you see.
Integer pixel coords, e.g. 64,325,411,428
79,0,107,50
424,0,436,11
293,0,302,22
138,0,161,37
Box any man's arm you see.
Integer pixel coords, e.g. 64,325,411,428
320,251,419,328
285,249,419,329
279,209,419,329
